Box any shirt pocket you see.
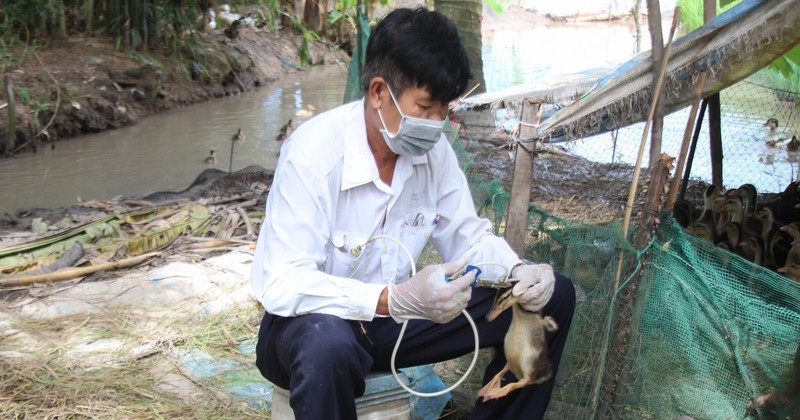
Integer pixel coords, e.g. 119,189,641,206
328,231,369,279
399,208,438,259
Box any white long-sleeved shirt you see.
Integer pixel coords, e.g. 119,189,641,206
250,99,521,321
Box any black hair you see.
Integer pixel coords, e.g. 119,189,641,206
360,7,472,104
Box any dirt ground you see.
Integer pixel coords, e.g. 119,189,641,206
0,25,347,154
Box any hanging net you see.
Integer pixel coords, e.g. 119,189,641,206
342,5,370,104
513,206,800,419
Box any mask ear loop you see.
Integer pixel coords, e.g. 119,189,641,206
377,107,397,138
377,84,403,138
385,85,405,118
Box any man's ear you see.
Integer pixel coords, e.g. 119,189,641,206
367,77,387,110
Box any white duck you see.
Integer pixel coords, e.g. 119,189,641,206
203,8,216,32
764,118,790,148
217,4,241,26
295,104,316,119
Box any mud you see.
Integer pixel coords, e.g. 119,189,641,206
1,29,347,154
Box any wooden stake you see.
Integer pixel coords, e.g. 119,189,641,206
666,71,708,209
504,100,543,255
4,75,16,157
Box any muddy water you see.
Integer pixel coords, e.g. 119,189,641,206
0,64,350,214
0,19,649,214
482,21,642,92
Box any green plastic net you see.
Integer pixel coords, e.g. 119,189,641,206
342,6,370,105
520,206,800,419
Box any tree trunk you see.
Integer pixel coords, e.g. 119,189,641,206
632,0,642,53
303,0,322,32
280,0,295,28
84,0,95,33
434,0,485,95
705,0,724,188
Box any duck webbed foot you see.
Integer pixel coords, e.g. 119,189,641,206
480,377,532,401
478,365,509,400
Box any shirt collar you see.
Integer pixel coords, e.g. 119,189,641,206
342,100,378,191
341,99,429,192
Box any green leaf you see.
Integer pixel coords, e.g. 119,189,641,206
328,10,343,25
783,44,800,67
768,57,795,80
484,0,504,14
84,221,119,240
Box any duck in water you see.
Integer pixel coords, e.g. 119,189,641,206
203,149,217,165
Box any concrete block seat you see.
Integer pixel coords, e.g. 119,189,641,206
270,371,413,420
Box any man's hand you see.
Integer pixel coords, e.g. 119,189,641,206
510,263,555,312
388,259,475,324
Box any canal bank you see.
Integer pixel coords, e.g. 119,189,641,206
0,26,348,154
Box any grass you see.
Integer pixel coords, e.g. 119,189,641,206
0,300,268,418
0,36,36,74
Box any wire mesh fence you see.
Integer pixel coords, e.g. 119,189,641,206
526,207,799,420
453,73,800,419
458,71,800,197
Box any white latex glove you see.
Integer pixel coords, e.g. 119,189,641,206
511,263,555,312
388,258,476,324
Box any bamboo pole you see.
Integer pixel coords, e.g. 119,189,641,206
679,100,708,201
0,252,160,287
591,7,681,418
646,0,665,168
666,71,708,209
615,7,680,282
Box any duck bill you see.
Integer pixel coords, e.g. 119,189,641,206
485,288,517,322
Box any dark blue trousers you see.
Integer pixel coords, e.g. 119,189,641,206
255,273,575,420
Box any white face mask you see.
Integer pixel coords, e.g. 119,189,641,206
377,87,446,156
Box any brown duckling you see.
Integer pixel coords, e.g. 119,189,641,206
276,118,296,142
777,262,800,282
697,184,722,226
779,222,800,242
780,181,800,201
776,239,800,282
712,195,731,236
231,128,245,143
720,221,742,251
478,287,558,401
787,135,800,153
672,200,696,228
731,183,758,218
685,221,715,244
203,149,217,165
762,184,800,224
737,236,765,266
753,207,778,243
765,226,792,271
